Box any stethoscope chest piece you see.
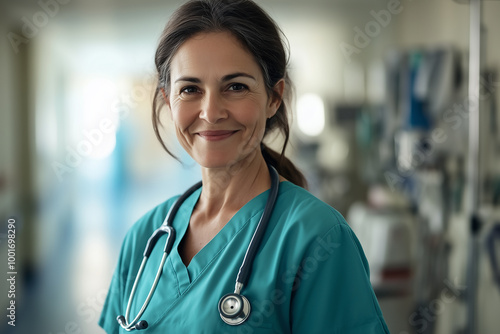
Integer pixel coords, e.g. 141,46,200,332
218,293,251,325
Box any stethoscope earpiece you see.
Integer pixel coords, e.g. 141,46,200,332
117,315,126,326
218,293,251,325
135,320,149,330
117,315,149,331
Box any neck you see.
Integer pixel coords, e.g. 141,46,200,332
198,152,271,218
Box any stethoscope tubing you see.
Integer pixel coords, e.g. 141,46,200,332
118,164,279,330
118,181,202,330
124,252,168,330
235,165,279,289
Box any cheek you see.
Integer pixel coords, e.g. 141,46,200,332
236,100,267,129
170,102,195,131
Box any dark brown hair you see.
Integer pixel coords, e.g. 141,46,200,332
152,0,306,187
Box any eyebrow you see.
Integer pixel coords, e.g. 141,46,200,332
174,72,257,84
222,72,256,82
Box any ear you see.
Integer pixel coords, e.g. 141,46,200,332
160,88,169,105
267,79,285,118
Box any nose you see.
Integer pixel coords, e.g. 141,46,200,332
199,90,228,124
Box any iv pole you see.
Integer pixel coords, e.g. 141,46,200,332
465,0,482,333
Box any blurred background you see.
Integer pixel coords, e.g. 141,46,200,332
1,0,499,333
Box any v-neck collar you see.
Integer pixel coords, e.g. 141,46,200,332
168,184,271,294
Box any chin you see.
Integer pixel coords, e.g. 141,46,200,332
191,146,258,171
194,152,238,170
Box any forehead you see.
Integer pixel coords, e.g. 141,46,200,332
170,31,263,80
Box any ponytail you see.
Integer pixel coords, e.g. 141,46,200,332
261,144,307,188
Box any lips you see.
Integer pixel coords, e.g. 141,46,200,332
197,130,237,141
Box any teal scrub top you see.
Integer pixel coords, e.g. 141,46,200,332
99,181,390,333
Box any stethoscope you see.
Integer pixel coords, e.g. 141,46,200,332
117,164,280,331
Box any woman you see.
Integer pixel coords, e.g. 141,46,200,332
99,0,390,333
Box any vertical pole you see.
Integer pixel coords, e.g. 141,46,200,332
465,0,482,333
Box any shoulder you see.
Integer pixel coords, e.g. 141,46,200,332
268,182,358,257
269,181,371,273
275,181,347,231
119,195,180,262
129,195,179,234
270,181,360,254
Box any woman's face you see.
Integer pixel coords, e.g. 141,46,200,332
165,31,283,169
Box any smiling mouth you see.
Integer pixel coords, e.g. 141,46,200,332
197,130,238,141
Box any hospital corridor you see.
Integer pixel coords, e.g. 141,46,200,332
1,0,500,333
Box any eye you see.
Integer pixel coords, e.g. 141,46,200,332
180,86,200,94
227,83,248,92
